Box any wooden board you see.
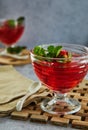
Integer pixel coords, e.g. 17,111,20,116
10,80,88,129
0,49,31,65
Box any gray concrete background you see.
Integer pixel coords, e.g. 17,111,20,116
0,0,88,48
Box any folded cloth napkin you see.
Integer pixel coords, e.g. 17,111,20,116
0,87,50,114
0,65,51,114
0,65,33,104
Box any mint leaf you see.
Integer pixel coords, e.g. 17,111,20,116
55,46,62,57
17,16,25,25
47,45,55,57
7,19,16,27
33,46,45,56
47,45,62,57
47,45,54,53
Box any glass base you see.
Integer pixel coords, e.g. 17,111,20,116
41,97,81,115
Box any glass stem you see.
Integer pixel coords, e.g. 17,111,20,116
54,92,67,101
48,92,67,106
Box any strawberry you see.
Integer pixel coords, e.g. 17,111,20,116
58,50,68,58
57,50,72,63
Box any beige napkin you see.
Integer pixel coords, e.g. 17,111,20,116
0,65,51,114
0,88,51,114
0,65,33,104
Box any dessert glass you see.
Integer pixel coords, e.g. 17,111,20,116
30,43,88,115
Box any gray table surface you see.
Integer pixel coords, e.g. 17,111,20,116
0,64,87,130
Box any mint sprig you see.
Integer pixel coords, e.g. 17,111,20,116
7,46,26,54
17,16,25,25
33,45,72,63
33,45,62,58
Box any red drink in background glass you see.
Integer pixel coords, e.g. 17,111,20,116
0,24,24,46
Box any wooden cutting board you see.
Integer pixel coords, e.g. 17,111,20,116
0,49,31,65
